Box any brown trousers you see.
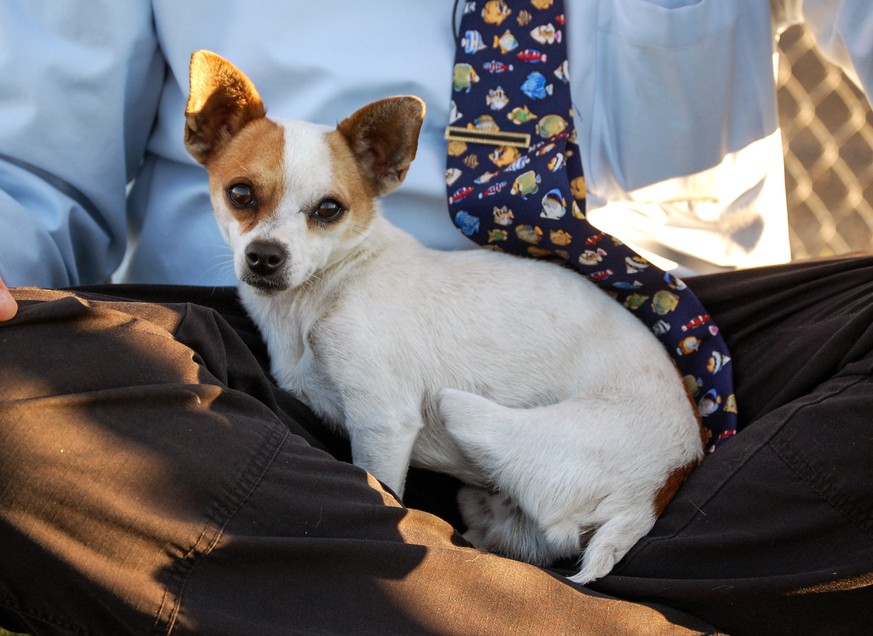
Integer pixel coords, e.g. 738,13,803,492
2,255,872,635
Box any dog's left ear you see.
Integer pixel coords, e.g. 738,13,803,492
337,96,426,197
185,50,266,164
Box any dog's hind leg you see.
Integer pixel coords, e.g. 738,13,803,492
437,388,580,502
439,389,585,560
438,388,652,580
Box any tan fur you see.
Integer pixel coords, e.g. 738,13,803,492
652,371,706,516
325,131,378,234
653,460,698,517
185,50,266,165
207,119,285,233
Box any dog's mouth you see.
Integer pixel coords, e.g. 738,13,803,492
240,273,289,294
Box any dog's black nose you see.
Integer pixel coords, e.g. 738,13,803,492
245,240,286,276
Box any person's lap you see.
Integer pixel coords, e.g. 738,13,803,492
2,255,872,634
0,287,711,635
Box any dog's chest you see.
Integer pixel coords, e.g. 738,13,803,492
245,283,484,477
273,334,341,423
245,292,345,426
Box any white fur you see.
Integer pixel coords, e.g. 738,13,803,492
207,112,703,585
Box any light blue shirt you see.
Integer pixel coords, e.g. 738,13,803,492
0,0,869,286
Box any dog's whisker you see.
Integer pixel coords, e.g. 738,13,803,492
301,271,326,292
193,247,235,285
348,223,374,240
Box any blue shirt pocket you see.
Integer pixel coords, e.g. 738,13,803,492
588,0,778,192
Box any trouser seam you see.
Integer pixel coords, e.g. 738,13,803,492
767,373,873,541
681,373,864,530
150,390,291,634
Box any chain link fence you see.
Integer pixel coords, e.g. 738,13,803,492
777,24,873,259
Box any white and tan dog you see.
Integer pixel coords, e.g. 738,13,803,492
184,50,704,584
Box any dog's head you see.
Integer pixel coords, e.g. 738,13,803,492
184,50,425,293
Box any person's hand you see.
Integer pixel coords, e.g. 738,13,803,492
0,275,18,321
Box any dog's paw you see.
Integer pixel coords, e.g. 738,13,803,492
457,485,513,529
461,527,487,549
456,485,559,567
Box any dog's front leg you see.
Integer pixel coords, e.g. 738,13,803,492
345,412,423,500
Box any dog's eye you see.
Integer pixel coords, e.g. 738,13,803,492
227,184,256,209
313,198,345,222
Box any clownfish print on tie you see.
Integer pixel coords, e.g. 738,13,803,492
445,0,739,451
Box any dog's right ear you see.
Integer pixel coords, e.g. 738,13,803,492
184,50,266,165
336,96,426,198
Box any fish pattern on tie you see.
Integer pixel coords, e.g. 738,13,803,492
446,0,738,451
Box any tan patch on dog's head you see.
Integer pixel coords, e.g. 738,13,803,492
206,118,285,233
322,130,378,233
185,50,266,165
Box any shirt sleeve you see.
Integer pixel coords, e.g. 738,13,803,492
0,1,164,286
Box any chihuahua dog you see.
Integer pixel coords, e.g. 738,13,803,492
184,50,703,584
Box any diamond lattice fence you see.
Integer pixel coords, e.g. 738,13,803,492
778,24,873,259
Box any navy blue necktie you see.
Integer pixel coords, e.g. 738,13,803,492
446,0,738,451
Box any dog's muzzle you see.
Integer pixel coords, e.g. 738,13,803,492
241,239,289,292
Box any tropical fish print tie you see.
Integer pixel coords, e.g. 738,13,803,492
446,0,738,451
